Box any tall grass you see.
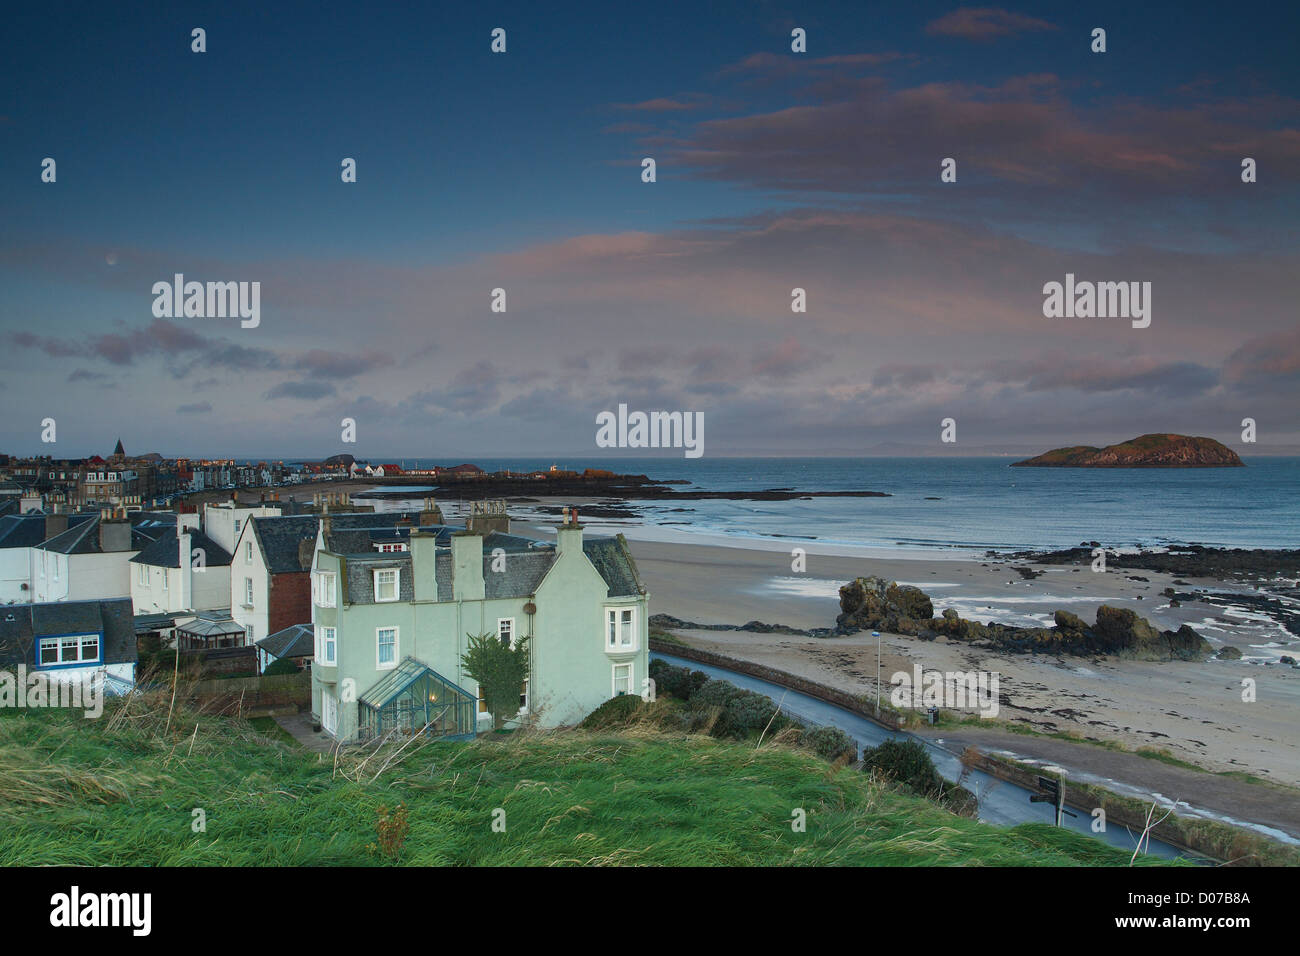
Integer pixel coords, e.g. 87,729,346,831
0,692,1170,867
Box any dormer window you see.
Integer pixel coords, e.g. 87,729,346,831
373,568,399,602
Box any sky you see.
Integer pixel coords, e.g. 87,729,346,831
1,1,1297,460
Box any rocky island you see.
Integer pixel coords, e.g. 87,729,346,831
1011,433,1244,468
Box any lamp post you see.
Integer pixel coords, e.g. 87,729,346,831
873,631,881,716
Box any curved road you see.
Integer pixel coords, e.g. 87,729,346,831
653,652,1204,862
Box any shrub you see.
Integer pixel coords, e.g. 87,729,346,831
722,690,785,737
580,695,647,730
861,738,946,797
691,678,744,711
648,660,710,701
262,658,299,677
799,725,857,762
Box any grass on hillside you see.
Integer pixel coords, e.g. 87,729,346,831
0,696,1170,867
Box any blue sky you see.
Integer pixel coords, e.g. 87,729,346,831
2,1,1297,458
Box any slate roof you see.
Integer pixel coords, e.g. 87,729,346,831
256,623,314,660
250,515,318,574
331,527,643,604
131,528,232,568
0,513,96,550
582,536,642,598
345,554,415,604
251,511,443,575
36,513,172,555
0,598,137,669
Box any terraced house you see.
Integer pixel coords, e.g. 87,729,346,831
311,510,648,741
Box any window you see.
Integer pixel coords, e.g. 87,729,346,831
613,663,632,697
245,540,253,563
498,618,515,648
477,684,488,714
244,577,254,606
377,543,407,553
317,625,336,665
373,568,399,602
161,570,169,592
606,607,635,650
376,627,398,668
37,633,100,667
244,625,253,646
137,564,147,585
315,571,336,607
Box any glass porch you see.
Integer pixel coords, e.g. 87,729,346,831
357,657,478,742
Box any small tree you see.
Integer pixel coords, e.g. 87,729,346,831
461,631,530,731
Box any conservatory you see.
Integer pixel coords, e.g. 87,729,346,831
357,657,478,742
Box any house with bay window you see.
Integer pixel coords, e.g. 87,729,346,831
310,509,649,742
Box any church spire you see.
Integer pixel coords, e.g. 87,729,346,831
113,438,125,458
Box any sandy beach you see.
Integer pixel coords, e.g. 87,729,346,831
619,536,1300,794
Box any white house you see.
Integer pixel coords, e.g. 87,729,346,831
28,514,158,604
230,514,317,650
202,500,282,555
0,514,95,605
130,523,232,620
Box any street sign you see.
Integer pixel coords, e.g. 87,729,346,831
1029,775,1068,826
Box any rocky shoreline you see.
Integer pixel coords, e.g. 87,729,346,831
1000,544,1300,580
834,576,1211,660
354,481,890,503
655,573,1221,662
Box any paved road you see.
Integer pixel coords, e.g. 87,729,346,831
654,652,1199,861
916,725,1300,846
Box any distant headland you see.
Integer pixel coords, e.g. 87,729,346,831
1011,434,1244,469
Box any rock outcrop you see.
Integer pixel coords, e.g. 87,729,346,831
837,577,934,634
1011,434,1244,468
835,576,1211,661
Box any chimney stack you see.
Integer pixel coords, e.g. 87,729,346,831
556,506,583,556
410,530,438,601
44,513,68,541
419,497,444,526
451,531,484,601
98,517,131,553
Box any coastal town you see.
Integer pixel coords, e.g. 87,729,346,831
0,439,650,746
3,0,1293,925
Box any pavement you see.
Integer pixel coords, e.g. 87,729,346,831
274,712,339,754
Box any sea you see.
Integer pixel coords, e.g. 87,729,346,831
366,456,1300,556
